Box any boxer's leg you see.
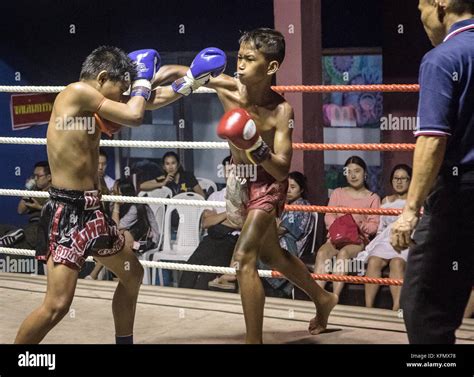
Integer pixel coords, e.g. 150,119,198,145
95,231,143,343
15,257,79,344
258,211,338,335
233,209,273,344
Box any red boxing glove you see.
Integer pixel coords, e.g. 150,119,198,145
94,113,122,137
217,108,270,164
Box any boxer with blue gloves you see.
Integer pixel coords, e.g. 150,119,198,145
128,48,161,101
14,46,184,345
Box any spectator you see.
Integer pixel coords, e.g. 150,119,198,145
314,156,381,297
260,171,315,298
0,161,51,248
98,148,115,192
179,156,240,290
86,177,159,280
111,178,159,247
139,151,205,198
364,164,412,311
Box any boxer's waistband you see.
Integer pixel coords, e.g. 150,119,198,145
48,187,101,210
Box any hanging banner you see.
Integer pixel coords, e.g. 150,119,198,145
10,93,56,130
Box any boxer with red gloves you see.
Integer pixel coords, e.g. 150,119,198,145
14,46,184,345
154,29,337,344
217,108,271,165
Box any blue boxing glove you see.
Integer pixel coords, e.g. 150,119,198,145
172,47,226,96
128,49,161,100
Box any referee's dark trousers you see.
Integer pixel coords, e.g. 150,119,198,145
401,169,474,343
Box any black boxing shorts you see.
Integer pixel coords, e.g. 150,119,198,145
35,187,125,270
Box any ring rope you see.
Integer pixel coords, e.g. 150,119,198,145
0,247,403,286
0,86,216,94
271,84,420,93
0,189,403,215
0,137,415,151
0,84,419,94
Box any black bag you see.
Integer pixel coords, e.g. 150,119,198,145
129,205,156,253
207,223,237,239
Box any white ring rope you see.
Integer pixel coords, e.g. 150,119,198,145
0,189,226,208
0,86,216,94
0,137,230,150
0,247,273,278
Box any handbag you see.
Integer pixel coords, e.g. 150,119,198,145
328,214,362,249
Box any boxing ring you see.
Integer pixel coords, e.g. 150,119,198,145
1,272,471,344
0,83,473,344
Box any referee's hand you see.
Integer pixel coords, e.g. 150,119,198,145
390,209,419,252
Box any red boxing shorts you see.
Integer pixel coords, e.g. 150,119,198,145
246,165,288,217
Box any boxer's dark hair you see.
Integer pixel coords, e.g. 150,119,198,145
80,46,136,82
288,171,307,198
447,0,474,14
239,28,286,65
34,161,50,175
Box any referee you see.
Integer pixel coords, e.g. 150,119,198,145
391,0,474,344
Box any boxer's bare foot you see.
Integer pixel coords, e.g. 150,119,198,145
309,292,338,335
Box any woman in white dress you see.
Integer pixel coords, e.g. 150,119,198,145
365,164,412,311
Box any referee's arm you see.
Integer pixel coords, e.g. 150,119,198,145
405,135,447,215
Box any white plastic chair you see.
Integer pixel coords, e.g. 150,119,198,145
151,192,206,286
196,177,218,197
138,187,172,284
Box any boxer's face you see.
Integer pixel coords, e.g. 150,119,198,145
392,169,410,194
237,42,278,85
419,0,448,46
345,163,365,189
100,80,129,102
97,71,130,102
286,178,303,203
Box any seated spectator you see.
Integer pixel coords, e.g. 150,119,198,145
260,171,315,298
314,156,380,297
179,156,240,290
98,148,115,192
0,161,51,249
363,164,412,311
139,151,205,197
208,171,315,295
86,177,159,280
